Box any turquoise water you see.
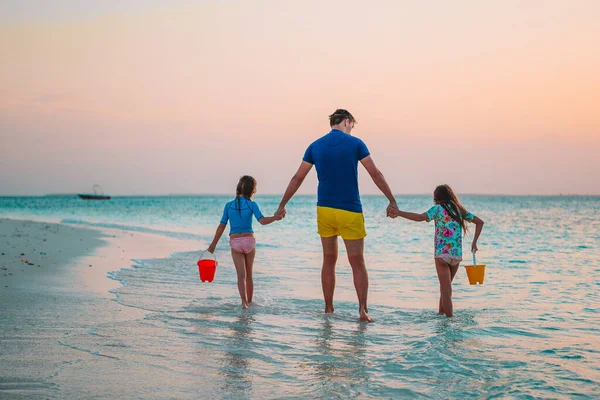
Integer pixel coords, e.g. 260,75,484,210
1,195,599,398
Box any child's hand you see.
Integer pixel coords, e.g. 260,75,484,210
471,242,478,253
274,214,284,221
207,245,216,254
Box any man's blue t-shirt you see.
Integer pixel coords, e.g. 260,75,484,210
220,197,265,235
302,129,370,213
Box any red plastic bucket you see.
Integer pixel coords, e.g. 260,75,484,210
197,251,218,282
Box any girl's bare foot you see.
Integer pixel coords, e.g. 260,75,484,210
242,303,249,309
324,306,334,313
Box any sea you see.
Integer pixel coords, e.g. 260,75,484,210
1,195,599,399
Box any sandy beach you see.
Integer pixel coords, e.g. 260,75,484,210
0,218,198,399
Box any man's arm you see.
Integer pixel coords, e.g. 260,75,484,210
359,156,398,214
276,161,313,217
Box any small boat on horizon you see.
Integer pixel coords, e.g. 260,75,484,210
78,185,111,200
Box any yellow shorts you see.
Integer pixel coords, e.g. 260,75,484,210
317,206,367,240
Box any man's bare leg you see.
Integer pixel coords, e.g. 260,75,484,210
343,238,372,323
321,236,338,313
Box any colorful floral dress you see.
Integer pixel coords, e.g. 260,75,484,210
425,204,475,260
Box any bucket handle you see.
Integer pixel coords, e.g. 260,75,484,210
472,250,477,268
200,249,218,263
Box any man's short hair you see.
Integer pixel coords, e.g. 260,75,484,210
329,109,357,127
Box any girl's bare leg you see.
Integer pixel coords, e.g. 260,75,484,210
435,258,459,317
244,249,256,304
231,249,249,309
438,261,460,315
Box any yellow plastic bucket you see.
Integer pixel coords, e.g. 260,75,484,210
464,251,485,285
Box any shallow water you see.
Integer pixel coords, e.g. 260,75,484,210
1,195,599,398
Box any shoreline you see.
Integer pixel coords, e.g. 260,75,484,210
0,217,199,295
0,218,199,399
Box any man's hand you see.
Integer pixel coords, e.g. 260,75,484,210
207,245,216,254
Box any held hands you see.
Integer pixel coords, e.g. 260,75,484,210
387,209,402,219
259,212,285,225
274,206,286,219
386,202,400,218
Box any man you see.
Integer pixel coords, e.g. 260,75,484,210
275,109,398,322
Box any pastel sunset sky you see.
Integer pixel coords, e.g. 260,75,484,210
1,0,599,195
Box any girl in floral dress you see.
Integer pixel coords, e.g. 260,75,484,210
391,184,484,317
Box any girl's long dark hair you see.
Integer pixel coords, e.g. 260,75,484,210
433,184,468,235
235,175,257,214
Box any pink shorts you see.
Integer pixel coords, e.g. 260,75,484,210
230,237,256,254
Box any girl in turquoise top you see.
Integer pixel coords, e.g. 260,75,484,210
208,175,282,309
391,184,484,317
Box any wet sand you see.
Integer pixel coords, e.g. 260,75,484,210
0,218,198,399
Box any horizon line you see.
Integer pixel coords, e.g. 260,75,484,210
1,193,599,198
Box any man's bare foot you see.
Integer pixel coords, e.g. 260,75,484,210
241,303,249,309
359,309,373,323
324,306,334,313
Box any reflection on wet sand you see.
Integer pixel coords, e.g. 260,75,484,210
313,317,370,395
220,313,256,398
